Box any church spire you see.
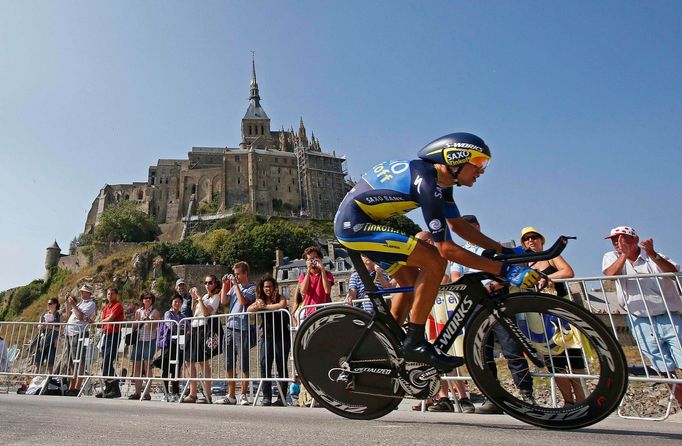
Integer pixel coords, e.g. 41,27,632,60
249,51,261,104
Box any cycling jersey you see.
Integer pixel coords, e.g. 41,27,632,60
334,159,461,274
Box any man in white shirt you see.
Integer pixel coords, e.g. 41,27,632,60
64,284,97,394
602,225,682,403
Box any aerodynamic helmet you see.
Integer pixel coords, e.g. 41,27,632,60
417,132,491,170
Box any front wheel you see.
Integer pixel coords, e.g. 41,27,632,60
294,306,404,419
464,293,628,429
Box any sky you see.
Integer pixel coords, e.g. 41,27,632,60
1,1,680,291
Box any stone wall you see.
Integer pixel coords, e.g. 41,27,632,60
171,264,231,291
57,242,140,273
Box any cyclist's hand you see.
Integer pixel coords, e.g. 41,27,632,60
501,246,526,255
502,264,541,287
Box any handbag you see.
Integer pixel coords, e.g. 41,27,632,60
203,318,224,358
124,329,139,346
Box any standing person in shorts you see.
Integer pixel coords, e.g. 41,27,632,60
182,276,221,404
128,291,160,400
219,262,256,406
64,284,97,395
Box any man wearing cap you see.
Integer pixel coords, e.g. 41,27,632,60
176,279,193,319
602,226,682,403
64,284,97,394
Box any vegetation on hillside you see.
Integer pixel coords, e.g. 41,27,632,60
94,201,160,242
2,209,423,321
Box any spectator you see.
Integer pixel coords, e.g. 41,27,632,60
449,216,534,414
128,291,160,400
248,276,291,406
602,225,682,404
291,286,305,326
64,284,97,395
298,246,334,320
182,276,221,404
218,262,256,406
289,374,301,405
346,254,394,314
0,334,7,372
95,288,124,399
154,293,184,402
34,298,61,375
521,226,584,406
176,278,193,319
414,230,475,414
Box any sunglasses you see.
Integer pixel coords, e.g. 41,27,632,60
468,155,490,170
142,297,152,300
204,281,216,285
522,234,542,242
48,302,57,305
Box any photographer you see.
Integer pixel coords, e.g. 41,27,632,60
218,262,256,406
64,284,97,395
298,246,334,320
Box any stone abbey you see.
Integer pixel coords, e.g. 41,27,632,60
84,58,351,239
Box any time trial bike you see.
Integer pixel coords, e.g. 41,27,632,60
293,236,628,429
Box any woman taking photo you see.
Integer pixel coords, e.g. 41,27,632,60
248,276,291,406
182,275,220,404
129,291,160,400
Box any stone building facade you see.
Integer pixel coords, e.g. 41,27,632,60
84,58,350,238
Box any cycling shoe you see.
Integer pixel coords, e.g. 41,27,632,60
402,339,463,372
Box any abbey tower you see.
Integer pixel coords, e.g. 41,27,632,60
83,57,351,239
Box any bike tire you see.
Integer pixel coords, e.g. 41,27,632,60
294,306,403,419
464,292,628,429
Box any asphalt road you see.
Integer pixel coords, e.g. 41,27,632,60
1,394,681,445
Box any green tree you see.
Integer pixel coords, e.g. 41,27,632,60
378,214,422,236
196,193,221,215
69,233,94,254
155,238,210,265
94,202,160,243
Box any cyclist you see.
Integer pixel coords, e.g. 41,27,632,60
334,132,541,371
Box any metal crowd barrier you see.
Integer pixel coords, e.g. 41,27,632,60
0,309,295,406
291,273,681,419
557,272,682,420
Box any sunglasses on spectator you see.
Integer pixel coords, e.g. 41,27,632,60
522,234,542,242
142,297,152,300
204,281,216,285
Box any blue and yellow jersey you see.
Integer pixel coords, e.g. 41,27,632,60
337,159,461,242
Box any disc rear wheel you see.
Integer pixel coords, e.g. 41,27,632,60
294,306,403,419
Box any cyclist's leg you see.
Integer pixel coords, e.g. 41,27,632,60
335,210,459,370
392,242,447,324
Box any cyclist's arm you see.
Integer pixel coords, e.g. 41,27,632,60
448,216,505,252
434,239,503,275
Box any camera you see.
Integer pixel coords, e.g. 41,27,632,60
311,259,318,266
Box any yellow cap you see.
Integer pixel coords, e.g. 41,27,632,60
520,226,545,245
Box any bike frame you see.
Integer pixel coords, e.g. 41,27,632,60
346,236,574,369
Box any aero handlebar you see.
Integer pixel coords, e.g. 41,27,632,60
485,236,576,264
